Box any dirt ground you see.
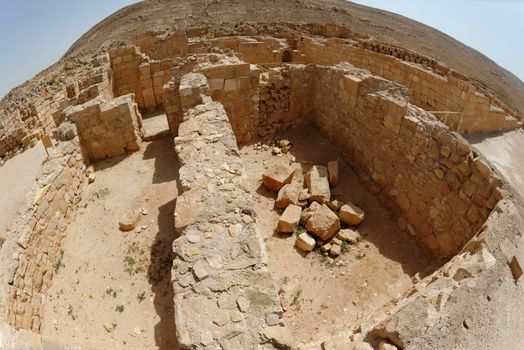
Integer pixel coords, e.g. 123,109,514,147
41,137,180,350
239,126,433,344
0,142,46,235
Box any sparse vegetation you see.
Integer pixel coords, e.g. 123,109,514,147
137,291,146,303
116,304,125,313
67,305,77,320
54,249,65,272
293,223,306,236
341,241,350,253
106,287,117,298
292,288,302,306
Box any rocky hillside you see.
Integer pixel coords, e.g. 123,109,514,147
2,0,524,117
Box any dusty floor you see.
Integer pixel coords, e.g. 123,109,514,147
0,141,46,234
41,137,180,350
239,126,433,344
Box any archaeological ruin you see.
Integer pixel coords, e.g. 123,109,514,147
1,1,524,349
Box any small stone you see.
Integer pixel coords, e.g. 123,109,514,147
328,199,344,211
339,203,365,225
272,147,281,155
141,208,149,216
321,244,332,252
228,223,243,237
119,209,141,231
266,313,280,326
337,229,360,243
327,160,340,186
200,331,214,346
295,232,316,252
277,205,302,233
87,173,96,184
230,310,243,323
331,237,342,246
186,234,201,244
279,139,290,147
237,296,251,312
193,261,209,281
378,341,398,350
103,323,115,333
330,245,341,257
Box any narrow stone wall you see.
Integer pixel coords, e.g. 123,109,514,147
207,36,287,64
171,75,294,349
0,132,86,331
68,94,143,161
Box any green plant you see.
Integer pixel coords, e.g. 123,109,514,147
67,305,77,320
355,252,365,260
291,289,302,306
341,241,350,253
54,249,65,272
106,287,117,298
137,291,146,303
115,304,124,313
293,223,306,236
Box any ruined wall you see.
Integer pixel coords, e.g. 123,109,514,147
172,78,293,347
300,38,521,134
68,94,143,161
135,30,188,61
258,65,314,137
200,62,260,143
0,131,86,331
207,36,286,63
311,64,502,257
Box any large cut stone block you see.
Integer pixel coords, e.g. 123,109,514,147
339,202,365,225
277,205,302,233
305,204,340,241
305,165,330,204
262,163,295,192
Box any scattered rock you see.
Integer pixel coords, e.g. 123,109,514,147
339,202,365,225
321,243,332,252
295,232,316,252
305,165,331,204
87,173,96,184
276,182,301,209
337,229,360,243
262,163,295,192
119,209,141,231
277,205,302,233
103,323,115,333
327,160,340,186
305,204,340,240
279,139,290,147
379,341,398,350
272,147,281,155
330,244,341,257
301,201,321,223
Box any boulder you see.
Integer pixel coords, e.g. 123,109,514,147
339,203,365,225
276,181,302,209
301,202,322,223
119,209,141,231
305,204,340,241
337,229,360,244
262,163,295,192
277,205,302,233
304,165,330,204
327,160,340,187
295,232,316,252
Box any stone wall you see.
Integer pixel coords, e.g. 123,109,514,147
171,76,293,349
68,94,143,161
207,36,288,64
0,132,86,331
200,61,260,144
135,30,188,61
310,64,502,257
300,38,522,134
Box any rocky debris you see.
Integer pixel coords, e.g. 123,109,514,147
328,199,344,211
295,232,316,252
276,180,302,209
119,209,141,231
338,229,360,244
103,323,115,333
330,244,341,257
339,202,365,225
378,341,398,350
86,165,96,184
327,160,340,187
277,205,302,233
262,163,295,192
301,201,322,223
305,165,331,203
305,204,340,240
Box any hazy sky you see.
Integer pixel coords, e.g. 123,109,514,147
0,0,522,99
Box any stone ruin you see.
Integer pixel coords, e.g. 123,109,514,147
0,18,523,350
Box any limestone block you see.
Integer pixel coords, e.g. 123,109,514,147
305,165,331,204
339,203,365,226
295,232,316,252
276,181,302,209
277,205,302,233
119,209,141,231
305,204,340,241
337,228,360,243
327,160,340,187
262,163,295,192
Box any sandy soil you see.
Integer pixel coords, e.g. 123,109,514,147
0,142,47,235
468,129,524,194
41,137,180,350
239,126,433,344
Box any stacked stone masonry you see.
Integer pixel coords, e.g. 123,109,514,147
171,75,293,349
0,133,86,332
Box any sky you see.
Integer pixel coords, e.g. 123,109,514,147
0,0,523,99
